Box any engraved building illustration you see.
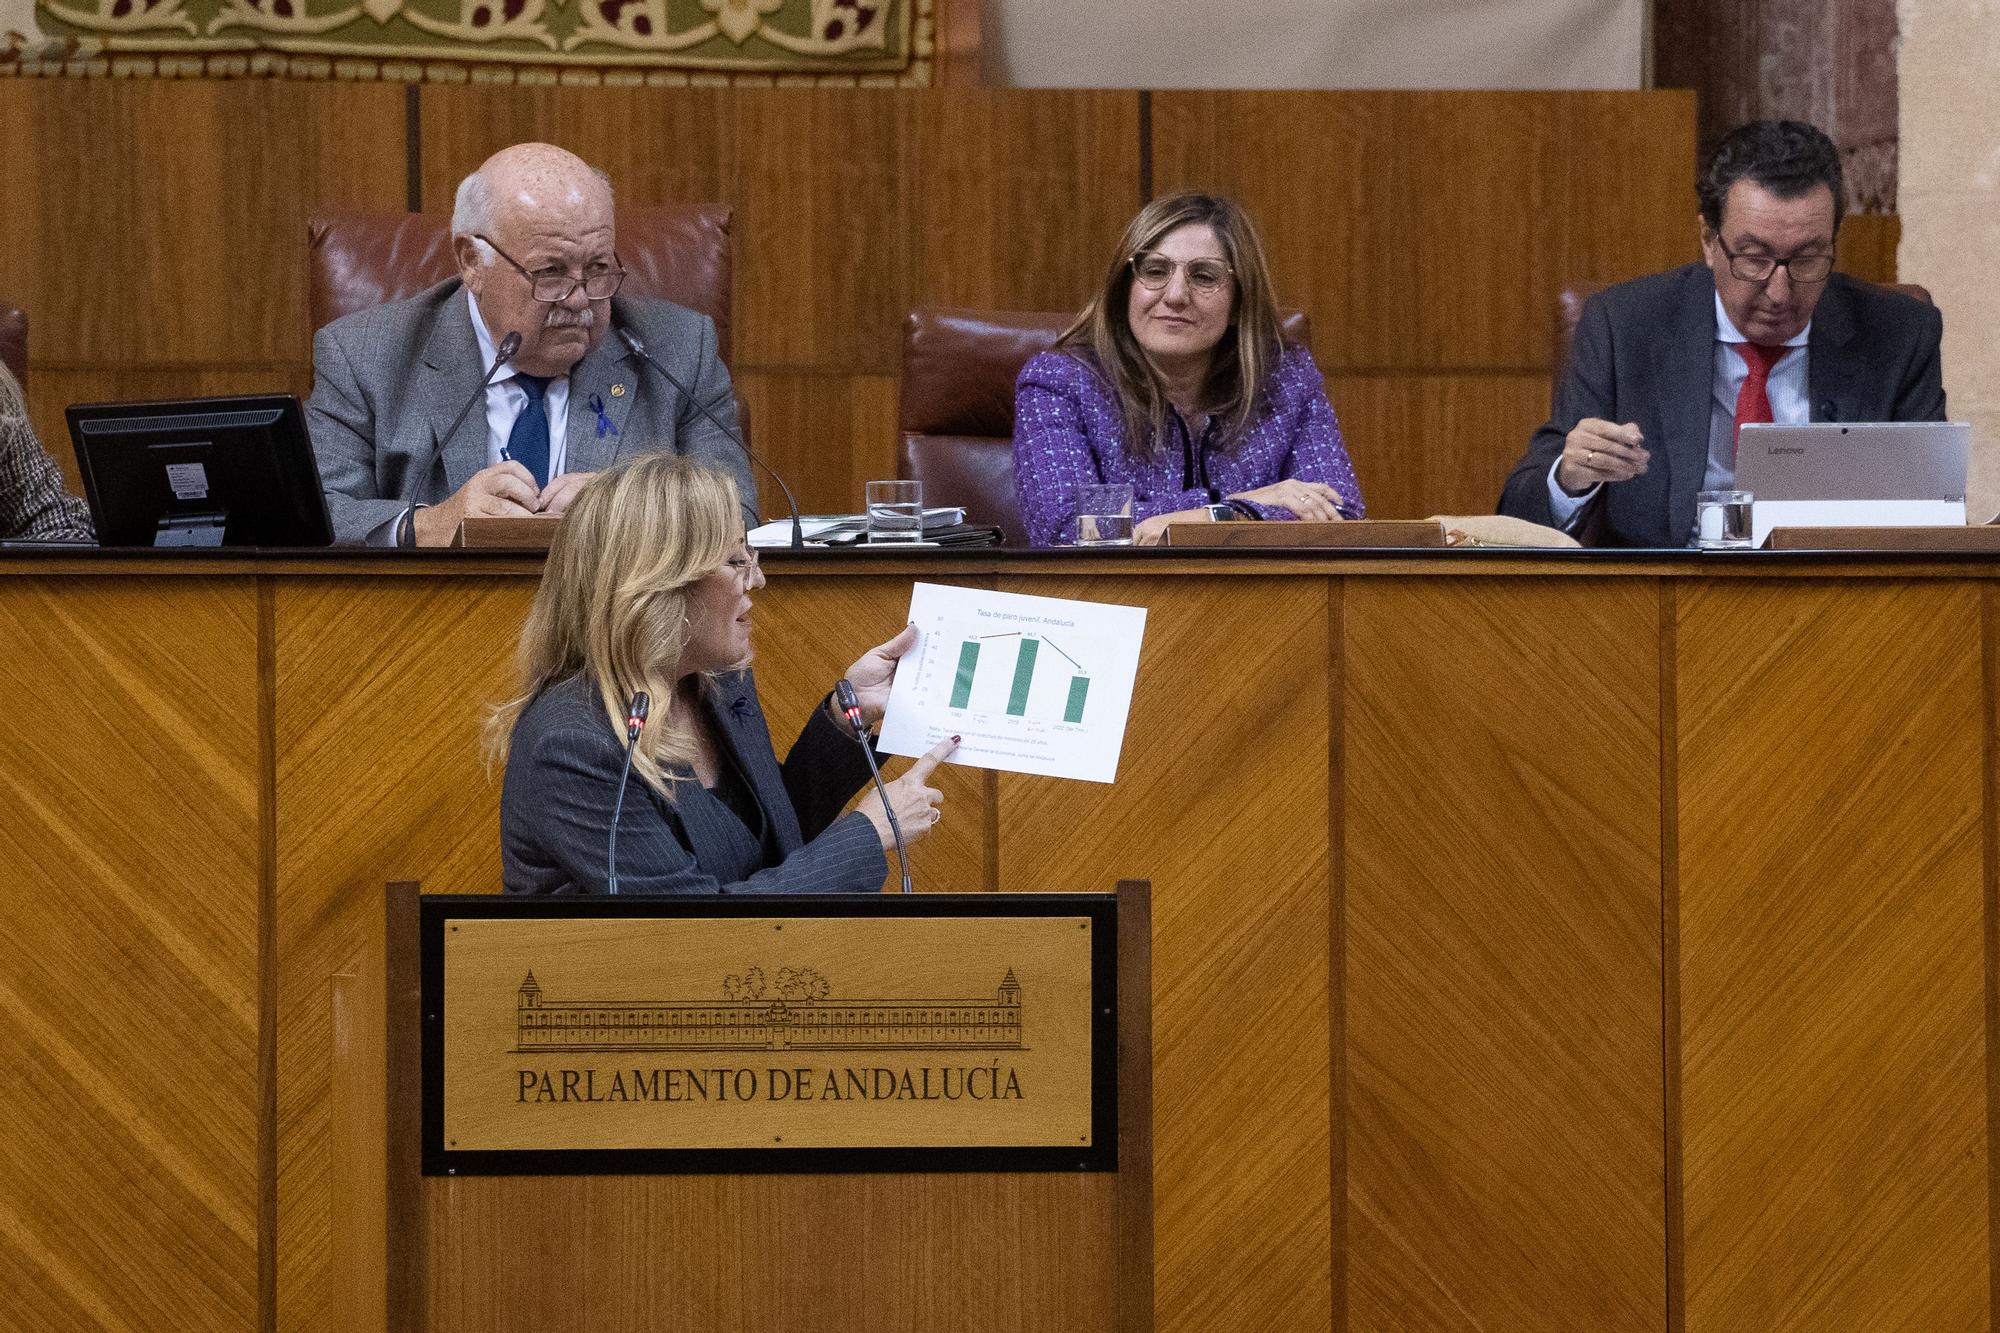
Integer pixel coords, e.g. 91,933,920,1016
516,970,1025,1053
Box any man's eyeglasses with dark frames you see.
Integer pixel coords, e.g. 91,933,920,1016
1716,240,1834,285
476,233,627,302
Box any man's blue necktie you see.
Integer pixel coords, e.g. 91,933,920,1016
507,373,552,487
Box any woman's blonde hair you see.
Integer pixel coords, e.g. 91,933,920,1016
1058,191,1287,464
484,453,743,797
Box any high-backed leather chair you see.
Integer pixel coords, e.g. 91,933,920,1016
308,205,734,356
0,300,26,390
898,307,1313,547
1552,277,1935,378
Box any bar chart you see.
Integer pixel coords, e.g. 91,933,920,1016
880,583,1147,784
948,633,1091,724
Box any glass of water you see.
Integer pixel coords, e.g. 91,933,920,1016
865,479,925,544
1695,489,1753,549
1075,482,1135,547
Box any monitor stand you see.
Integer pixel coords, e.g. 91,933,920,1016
155,511,227,547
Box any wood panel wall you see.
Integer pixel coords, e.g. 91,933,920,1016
0,85,1698,523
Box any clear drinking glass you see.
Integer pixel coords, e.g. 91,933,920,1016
1075,482,1135,547
1695,489,1754,549
865,479,925,544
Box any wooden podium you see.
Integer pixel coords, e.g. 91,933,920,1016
333,883,1153,1333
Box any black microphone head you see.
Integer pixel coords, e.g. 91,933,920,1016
626,690,650,739
835,679,862,716
496,331,523,361
617,326,647,358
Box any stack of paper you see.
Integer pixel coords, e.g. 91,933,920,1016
749,508,967,547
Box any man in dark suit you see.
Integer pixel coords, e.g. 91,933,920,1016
1499,120,1946,547
307,142,752,546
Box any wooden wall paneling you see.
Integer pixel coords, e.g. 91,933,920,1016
735,371,900,516
417,87,739,218
718,89,911,375
424,1173,1117,1331
272,575,535,1333
1149,92,1409,375
1329,372,1553,520
26,366,313,496
905,90,1141,314
0,81,405,369
1836,212,1900,286
1676,580,1989,1331
1342,577,1666,1330
1149,92,1696,375
0,577,261,1332
753,564,994,892
994,574,1334,1332
1547,92,1703,306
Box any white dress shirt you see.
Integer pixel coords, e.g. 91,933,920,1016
467,290,571,478
1547,293,1812,540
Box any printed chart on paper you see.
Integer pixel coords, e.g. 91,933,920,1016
877,583,1147,784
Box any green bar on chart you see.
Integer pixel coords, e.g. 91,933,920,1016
950,640,980,709
1064,675,1089,723
1006,638,1039,716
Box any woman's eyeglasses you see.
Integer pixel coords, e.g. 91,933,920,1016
1129,253,1234,295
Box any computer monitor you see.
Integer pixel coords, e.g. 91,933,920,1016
67,394,333,548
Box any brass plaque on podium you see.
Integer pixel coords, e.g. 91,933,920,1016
420,895,1118,1174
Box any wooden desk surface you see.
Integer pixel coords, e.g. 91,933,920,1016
2,551,1991,1333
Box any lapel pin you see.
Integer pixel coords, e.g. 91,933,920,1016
610,383,626,398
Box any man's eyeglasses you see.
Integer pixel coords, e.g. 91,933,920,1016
1716,240,1834,285
476,233,627,302
1129,253,1234,296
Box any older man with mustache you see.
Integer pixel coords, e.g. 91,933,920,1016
306,143,753,546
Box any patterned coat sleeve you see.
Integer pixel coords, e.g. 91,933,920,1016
0,383,93,542
1011,351,1105,548
1231,344,1365,521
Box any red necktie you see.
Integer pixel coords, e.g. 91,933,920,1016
1730,342,1789,461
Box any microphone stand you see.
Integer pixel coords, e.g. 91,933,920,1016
835,679,911,894
616,326,805,550
399,330,522,547
606,691,650,896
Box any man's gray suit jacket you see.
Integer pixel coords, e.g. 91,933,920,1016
306,279,756,544
1497,264,1946,548
500,671,888,896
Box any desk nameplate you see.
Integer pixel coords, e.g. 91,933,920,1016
421,894,1118,1175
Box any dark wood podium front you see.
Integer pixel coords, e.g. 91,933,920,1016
345,882,1152,1333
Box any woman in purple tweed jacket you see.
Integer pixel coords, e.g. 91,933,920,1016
1012,192,1362,547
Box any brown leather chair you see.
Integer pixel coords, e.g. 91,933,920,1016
1553,277,1935,377
308,205,734,356
0,300,25,390
898,307,1313,547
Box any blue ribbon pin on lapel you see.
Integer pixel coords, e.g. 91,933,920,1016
591,392,619,440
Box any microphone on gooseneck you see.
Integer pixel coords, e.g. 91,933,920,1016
606,690,650,897
835,678,911,895
400,330,522,546
616,326,805,550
